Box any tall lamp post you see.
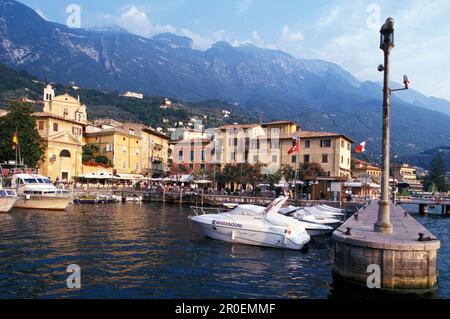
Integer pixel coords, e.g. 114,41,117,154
375,18,395,234
375,18,409,233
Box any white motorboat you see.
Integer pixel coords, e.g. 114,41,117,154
292,209,343,229
0,189,18,213
303,206,345,218
124,195,143,202
316,204,344,214
190,197,310,250
10,174,72,210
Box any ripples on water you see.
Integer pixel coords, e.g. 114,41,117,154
0,203,449,299
0,203,334,299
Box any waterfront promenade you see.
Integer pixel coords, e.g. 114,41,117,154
332,203,440,293
71,187,365,209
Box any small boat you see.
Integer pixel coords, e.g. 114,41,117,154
11,174,72,210
189,197,310,250
316,204,345,215
73,195,116,205
0,189,18,213
291,209,343,229
279,206,343,229
124,195,143,203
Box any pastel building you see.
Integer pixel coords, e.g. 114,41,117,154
35,84,87,182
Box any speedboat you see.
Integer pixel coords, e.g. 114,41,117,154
124,195,143,203
280,206,343,229
10,174,72,210
316,204,344,214
189,197,310,250
0,189,18,213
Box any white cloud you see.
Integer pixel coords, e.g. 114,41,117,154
236,0,253,15
180,29,212,50
281,25,304,43
114,6,176,38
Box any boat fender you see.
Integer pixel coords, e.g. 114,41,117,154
26,194,31,200
231,230,236,241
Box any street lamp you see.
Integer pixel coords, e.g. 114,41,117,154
375,18,410,233
375,17,395,234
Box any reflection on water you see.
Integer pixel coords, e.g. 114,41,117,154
0,203,449,299
0,203,333,299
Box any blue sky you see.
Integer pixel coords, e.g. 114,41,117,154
19,0,450,100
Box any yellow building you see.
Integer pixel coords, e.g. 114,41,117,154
35,84,87,182
392,163,422,191
287,131,353,178
214,121,353,178
84,120,169,176
353,159,382,182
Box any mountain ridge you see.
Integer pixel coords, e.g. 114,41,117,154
1,0,450,156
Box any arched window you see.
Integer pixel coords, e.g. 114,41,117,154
60,150,71,158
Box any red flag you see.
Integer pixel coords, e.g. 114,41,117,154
288,141,300,155
355,142,366,154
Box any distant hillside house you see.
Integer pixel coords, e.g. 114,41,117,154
35,84,87,182
391,163,423,191
160,98,172,109
0,109,7,117
121,91,144,99
352,159,382,182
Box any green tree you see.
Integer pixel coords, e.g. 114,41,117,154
278,165,295,181
94,156,110,165
429,154,448,192
298,162,327,180
0,101,45,167
82,143,100,163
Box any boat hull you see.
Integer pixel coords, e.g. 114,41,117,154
191,218,308,250
15,196,72,210
0,197,18,213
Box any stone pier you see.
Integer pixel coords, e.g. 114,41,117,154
332,203,440,293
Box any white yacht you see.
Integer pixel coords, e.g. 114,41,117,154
279,206,343,229
189,197,310,250
10,174,72,210
0,189,18,213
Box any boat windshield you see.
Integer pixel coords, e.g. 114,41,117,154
0,190,16,197
24,178,39,184
229,205,265,216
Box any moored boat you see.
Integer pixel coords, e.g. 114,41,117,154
10,174,72,210
0,189,18,213
189,197,310,250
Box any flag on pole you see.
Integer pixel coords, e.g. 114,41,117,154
288,140,300,155
12,130,18,151
355,141,366,154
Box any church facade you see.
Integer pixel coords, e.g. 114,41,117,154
35,84,87,182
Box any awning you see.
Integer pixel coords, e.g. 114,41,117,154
78,171,115,179
195,180,212,184
116,174,146,181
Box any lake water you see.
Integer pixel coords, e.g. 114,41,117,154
0,203,449,299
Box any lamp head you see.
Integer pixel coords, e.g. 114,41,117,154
380,17,395,34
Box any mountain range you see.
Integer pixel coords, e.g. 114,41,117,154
1,0,450,158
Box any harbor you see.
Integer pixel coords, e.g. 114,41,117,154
0,201,449,299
